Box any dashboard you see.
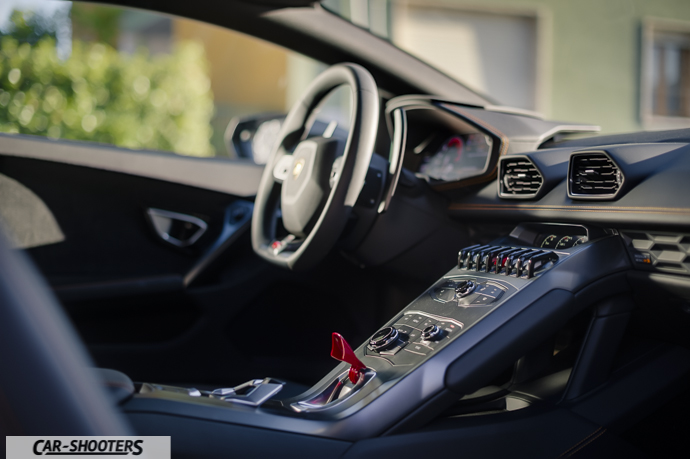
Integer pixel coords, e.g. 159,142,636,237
380,96,690,354
386,96,690,231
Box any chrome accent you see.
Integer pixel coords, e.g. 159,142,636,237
210,388,236,397
455,280,476,297
291,369,376,413
147,208,208,248
457,244,565,279
421,324,441,341
498,155,544,199
368,327,400,352
220,378,284,407
445,273,520,291
568,150,625,200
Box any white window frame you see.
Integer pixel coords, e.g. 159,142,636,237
640,17,690,130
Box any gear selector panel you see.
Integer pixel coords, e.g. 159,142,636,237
363,273,520,369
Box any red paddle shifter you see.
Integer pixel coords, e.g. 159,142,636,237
331,333,366,384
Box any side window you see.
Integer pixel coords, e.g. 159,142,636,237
0,1,325,161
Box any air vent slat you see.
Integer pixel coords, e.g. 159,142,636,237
499,157,543,199
569,152,623,199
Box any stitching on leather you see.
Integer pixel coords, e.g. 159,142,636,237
449,204,690,215
561,428,607,457
103,381,134,390
450,203,690,213
453,203,688,210
453,207,688,215
460,208,688,215
557,427,604,458
0,386,25,435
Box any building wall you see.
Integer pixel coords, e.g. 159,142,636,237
393,0,690,134
173,18,288,115
541,0,690,133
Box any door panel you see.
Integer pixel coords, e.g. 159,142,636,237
0,141,263,381
0,139,396,388
1,155,237,284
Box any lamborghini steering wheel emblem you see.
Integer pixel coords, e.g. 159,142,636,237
293,158,305,179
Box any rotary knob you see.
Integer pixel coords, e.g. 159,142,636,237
455,280,476,297
368,326,399,352
421,324,442,341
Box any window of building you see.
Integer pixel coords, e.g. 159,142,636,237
641,18,690,129
652,34,690,117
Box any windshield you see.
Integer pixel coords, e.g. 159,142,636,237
322,0,690,136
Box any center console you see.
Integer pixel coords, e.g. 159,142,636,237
122,223,638,443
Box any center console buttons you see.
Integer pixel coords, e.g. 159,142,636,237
419,317,437,331
476,284,504,298
394,324,414,337
396,314,414,326
466,283,505,306
410,315,427,327
379,343,405,356
436,320,461,337
432,281,457,302
379,313,465,366
405,343,431,355
393,349,426,366
434,279,507,307
471,295,495,305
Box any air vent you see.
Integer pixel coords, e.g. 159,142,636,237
498,156,543,199
568,151,624,199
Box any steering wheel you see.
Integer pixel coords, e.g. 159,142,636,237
251,63,379,271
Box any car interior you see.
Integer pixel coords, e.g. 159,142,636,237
2,0,690,458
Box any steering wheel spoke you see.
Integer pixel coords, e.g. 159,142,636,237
270,234,303,256
272,154,294,183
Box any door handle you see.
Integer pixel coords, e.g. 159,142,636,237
146,208,207,247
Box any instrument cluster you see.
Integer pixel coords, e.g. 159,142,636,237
418,133,493,182
537,233,588,249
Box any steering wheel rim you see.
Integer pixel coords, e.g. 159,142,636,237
251,63,379,271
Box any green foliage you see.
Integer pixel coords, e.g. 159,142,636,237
0,10,58,45
70,3,122,47
0,36,215,157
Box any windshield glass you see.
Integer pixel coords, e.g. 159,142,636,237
323,0,690,136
